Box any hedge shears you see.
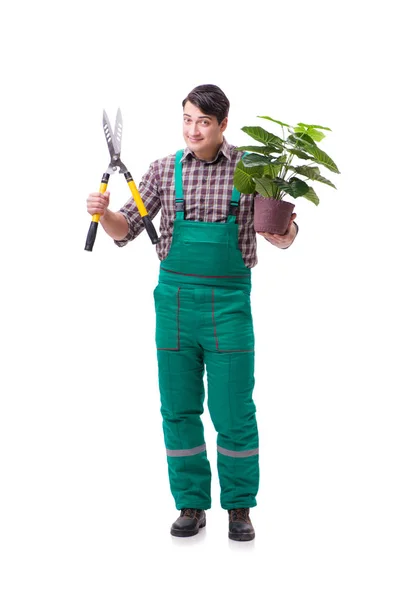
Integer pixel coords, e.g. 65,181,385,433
84,109,160,251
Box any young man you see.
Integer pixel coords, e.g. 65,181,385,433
86,85,298,541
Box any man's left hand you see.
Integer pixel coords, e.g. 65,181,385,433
258,213,298,249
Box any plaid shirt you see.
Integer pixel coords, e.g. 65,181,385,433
115,138,260,267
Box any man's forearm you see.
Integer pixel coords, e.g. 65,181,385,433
100,209,129,241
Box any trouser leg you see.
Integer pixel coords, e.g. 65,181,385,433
201,287,259,509
157,347,212,510
205,349,259,509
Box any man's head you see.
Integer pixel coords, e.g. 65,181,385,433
182,84,230,161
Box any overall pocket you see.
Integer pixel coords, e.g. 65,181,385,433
153,284,181,351
211,288,255,352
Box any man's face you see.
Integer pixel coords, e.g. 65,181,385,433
183,101,227,160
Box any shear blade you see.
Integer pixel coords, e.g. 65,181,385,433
113,108,123,155
103,110,118,158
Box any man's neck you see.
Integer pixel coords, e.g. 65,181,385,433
193,140,223,162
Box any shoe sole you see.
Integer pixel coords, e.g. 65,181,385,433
229,532,255,541
170,519,206,537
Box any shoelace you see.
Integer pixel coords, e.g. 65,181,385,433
181,508,197,518
230,508,250,522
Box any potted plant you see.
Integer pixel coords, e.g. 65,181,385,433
233,116,340,234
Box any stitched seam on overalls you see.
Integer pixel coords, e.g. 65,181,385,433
211,289,219,351
217,350,254,353
161,267,249,279
157,287,181,351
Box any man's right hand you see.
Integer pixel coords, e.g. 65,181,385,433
86,191,129,241
86,191,110,218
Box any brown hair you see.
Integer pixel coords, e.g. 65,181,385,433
182,84,230,124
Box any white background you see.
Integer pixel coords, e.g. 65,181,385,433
1,0,399,598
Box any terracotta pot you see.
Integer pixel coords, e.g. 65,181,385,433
253,196,295,235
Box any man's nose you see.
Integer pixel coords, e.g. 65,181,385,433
188,122,199,136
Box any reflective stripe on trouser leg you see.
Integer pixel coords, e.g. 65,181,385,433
205,349,259,509
157,346,212,510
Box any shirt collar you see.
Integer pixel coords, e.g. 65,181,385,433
182,137,232,163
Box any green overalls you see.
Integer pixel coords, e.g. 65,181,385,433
153,150,259,510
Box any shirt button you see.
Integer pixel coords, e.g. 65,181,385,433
202,178,207,183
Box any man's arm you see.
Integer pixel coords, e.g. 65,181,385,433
100,203,129,240
86,191,129,240
86,162,161,246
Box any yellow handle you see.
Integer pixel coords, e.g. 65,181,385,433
92,181,108,223
127,179,148,218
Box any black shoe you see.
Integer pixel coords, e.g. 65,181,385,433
170,509,206,537
228,508,255,541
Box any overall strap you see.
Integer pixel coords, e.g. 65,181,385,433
227,186,241,222
174,149,185,220
227,152,248,223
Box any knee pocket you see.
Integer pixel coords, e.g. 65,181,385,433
211,288,255,352
154,284,181,351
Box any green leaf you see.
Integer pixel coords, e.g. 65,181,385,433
254,177,280,198
287,165,319,175
294,126,325,142
290,165,337,188
297,123,332,131
303,187,320,205
263,161,283,178
274,177,310,198
241,126,284,147
286,133,340,173
303,145,340,174
257,115,291,128
236,145,282,155
233,160,263,194
287,132,317,147
287,148,314,160
243,153,276,168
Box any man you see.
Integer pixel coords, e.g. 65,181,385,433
86,84,298,542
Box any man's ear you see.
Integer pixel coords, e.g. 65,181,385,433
220,117,228,133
